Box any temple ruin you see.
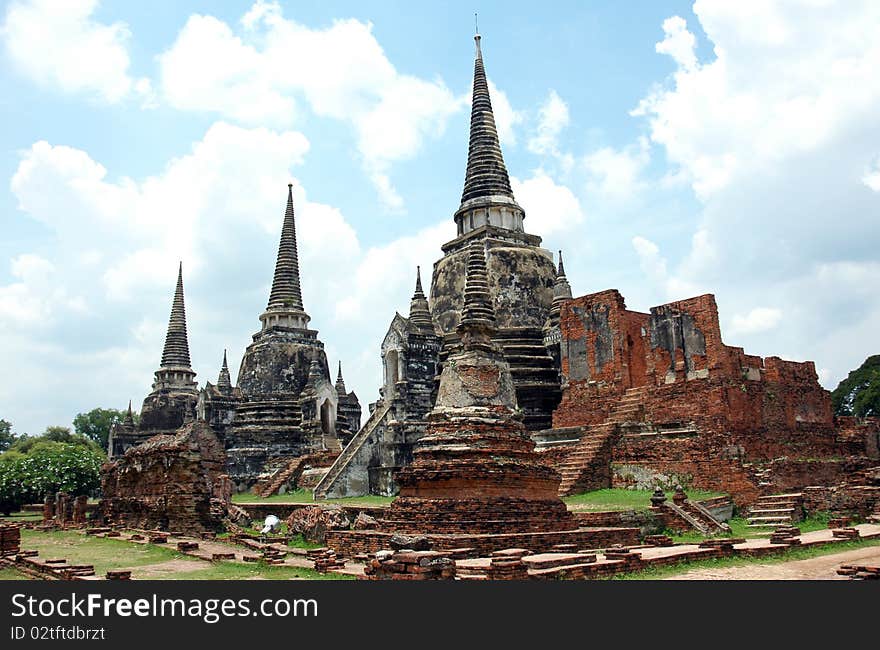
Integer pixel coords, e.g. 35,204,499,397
326,243,636,555
108,263,198,458
112,184,362,491
99,421,232,533
221,184,354,489
317,32,879,508
543,290,879,505
316,32,562,498
103,31,878,530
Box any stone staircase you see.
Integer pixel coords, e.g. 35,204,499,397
557,423,616,497
608,386,648,424
313,401,393,499
743,462,774,490
254,451,338,499
555,388,651,497
656,490,731,535
496,329,562,432
746,493,804,529
680,498,731,534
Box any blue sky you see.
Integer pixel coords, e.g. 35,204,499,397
1,0,879,435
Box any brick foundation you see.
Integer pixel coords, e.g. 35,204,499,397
326,526,639,557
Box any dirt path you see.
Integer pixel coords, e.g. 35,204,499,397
116,559,208,579
664,545,880,580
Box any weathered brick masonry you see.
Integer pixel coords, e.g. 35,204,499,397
551,290,877,505
97,422,232,532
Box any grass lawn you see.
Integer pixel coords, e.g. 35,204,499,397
168,561,353,580
233,489,393,507
234,487,727,512
20,528,183,576
1,511,43,523
15,529,349,580
669,512,833,543
0,566,31,580
614,537,880,580
562,488,725,511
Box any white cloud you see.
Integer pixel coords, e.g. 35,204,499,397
512,171,584,236
656,16,698,71
632,236,668,281
486,80,523,148
728,307,783,335
157,13,295,125
634,2,880,200
0,254,55,326
528,90,570,157
158,2,463,210
2,0,149,103
11,123,315,300
3,121,452,433
335,221,451,322
862,155,880,191
627,0,880,388
583,137,650,200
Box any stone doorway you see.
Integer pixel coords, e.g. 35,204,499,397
320,399,333,435
385,349,400,393
626,334,648,388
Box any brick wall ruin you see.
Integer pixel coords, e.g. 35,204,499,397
549,289,875,505
97,422,232,532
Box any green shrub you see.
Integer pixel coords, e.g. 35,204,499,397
0,443,104,515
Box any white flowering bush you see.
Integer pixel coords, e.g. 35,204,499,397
0,442,103,514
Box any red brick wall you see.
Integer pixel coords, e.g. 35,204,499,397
555,291,835,435
550,289,862,505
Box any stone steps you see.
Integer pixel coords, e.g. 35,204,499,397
748,508,796,516
257,456,309,498
557,426,615,496
747,521,793,529
314,401,393,499
748,492,803,528
747,492,804,527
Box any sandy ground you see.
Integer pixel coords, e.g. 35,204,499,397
664,545,880,580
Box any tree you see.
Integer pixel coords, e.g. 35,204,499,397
831,355,880,418
0,419,13,452
43,425,73,442
73,408,130,451
0,442,103,515
9,428,103,456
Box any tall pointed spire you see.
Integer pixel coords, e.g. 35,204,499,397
408,266,434,332
549,250,573,325
335,361,347,396
260,184,311,330
217,349,232,393
268,184,304,311
123,400,134,426
152,262,197,392
553,250,572,300
461,32,514,205
453,31,525,237
160,262,193,368
415,264,425,295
